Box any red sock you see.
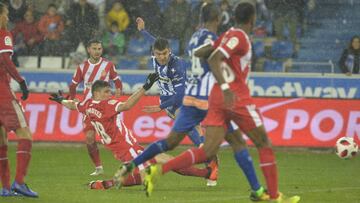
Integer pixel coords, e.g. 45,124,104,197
122,172,142,186
162,148,207,174
0,145,10,189
86,142,102,167
15,139,32,184
173,166,209,178
259,147,279,199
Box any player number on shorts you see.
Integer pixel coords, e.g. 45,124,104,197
221,62,235,83
191,54,204,76
91,121,112,144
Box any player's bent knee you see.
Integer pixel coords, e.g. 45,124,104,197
15,127,32,140
85,130,96,144
166,132,186,150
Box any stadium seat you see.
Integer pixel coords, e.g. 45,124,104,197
271,41,294,59
117,58,140,70
40,56,63,69
263,60,284,72
127,38,151,57
17,56,38,69
253,41,265,57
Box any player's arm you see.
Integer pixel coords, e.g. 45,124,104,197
136,17,156,44
194,43,214,59
116,73,158,112
207,49,235,106
49,91,78,110
68,66,83,99
109,64,123,97
0,52,29,100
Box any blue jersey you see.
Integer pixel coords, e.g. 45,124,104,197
183,28,217,110
141,30,186,116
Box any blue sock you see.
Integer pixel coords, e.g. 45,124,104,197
187,128,204,147
234,149,261,191
133,140,168,166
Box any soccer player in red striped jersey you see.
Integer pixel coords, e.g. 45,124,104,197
68,39,123,176
0,3,38,197
50,77,214,190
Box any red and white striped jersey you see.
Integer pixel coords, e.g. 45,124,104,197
212,27,253,106
76,98,138,153
70,57,121,101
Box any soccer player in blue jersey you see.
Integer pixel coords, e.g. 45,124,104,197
135,17,204,147
114,4,269,200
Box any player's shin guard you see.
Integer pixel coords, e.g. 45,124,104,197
162,148,207,174
187,128,204,147
258,147,279,199
123,172,142,186
0,145,10,189
86,142,102,167
133,140,168,166
15,139,32,184
173,166,209,178
234,149,261,191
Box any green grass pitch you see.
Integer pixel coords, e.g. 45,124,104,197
2,143,360,203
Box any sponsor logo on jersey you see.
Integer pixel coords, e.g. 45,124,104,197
4,36,12,46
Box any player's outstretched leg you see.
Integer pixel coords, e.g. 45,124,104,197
86,130,104,176
270,193,301,203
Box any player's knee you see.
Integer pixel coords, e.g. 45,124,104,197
15,127,32,140
166,132,185,150
85,131,96,144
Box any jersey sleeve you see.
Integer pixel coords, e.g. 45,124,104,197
76,101,86,114
109,64,122,89
216,32,247,59
71,66,83,85
103,99,123,118
0,31,14,54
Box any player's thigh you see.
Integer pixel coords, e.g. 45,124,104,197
154,153,173,164
15,127,32,140
0,99,28,135
230,105,269,147
85,129,96,144
225,129,247,152
0,126,8,145
203,126,226,158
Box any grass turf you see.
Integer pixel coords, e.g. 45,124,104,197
2,143,360,203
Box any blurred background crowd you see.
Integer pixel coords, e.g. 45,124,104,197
1,0,359,75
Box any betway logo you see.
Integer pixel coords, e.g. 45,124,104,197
248,80,357,99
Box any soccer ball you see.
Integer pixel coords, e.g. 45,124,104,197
335,137,358,159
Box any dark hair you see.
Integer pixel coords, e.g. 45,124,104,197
87,38,102,48
91,80,110,95
349,35,360,50
200,2,219,23
48,3,57,9
234,2,255,24
153,37,169,51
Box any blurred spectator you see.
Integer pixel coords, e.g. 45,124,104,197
102,21,125,57
12,10,43,55
106,1,129,32
38,4,64,55
7,0,27,23
267,0,306,54
191,0,213,30
64,0,99,52
218,0,233,34
163,0,191,54
339,36,360,76
136,0,162,36
26,2,41,20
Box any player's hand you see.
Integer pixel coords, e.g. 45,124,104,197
115,89,122,98
223,89,236,108
143,105,162,113
19,80,29,101
143,73,159,91
136,17,145,31
49,90,66,104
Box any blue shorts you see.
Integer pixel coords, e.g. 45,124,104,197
172,106,207,133
165,105,178,119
